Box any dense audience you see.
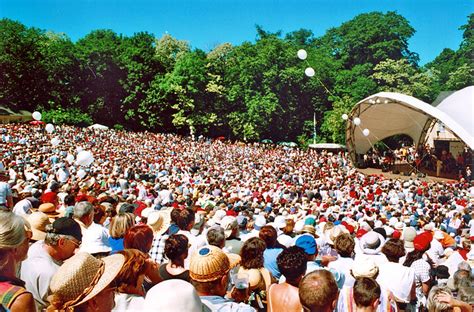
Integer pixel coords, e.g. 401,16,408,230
0,123,473,311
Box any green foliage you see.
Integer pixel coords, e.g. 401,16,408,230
0,12,471,143
42,108,93,126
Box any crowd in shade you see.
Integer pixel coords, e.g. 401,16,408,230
0,123,473,312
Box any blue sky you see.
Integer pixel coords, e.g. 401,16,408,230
1,0,472,64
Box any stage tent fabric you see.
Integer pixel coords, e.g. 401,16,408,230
345,86,474,162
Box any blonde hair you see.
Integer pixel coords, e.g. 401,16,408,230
426,286,452,312
109,213,135,239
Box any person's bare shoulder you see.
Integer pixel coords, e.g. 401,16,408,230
10,292,36,312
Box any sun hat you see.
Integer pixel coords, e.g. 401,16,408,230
49,252,125,310
38,203,60,217
254,215,266,228
274,215,287,229
26,211,51,241
434,230,444,240
147,210,171,236
394,221,404,231
141,207,154,219
301,224,318,237
295,234,317,255
413,232,432,251
402,227,417,250
359,231,385,255
144,279,211,312
220,216,238,238
351,256,379,278
189,245,240,282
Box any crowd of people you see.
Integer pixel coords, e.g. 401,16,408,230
0,123,473,312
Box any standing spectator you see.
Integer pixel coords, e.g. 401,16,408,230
0,170,13,210
0,211,35,311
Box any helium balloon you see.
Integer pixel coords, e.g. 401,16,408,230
45,123,55,134
363,128,370,137
51,137,61,146
341,114,348,120
297,49,307,60
77,169,86,179
32,111,42,121
66,154,75,164
353,117,361,126
305,67,315,77
76,150,94,166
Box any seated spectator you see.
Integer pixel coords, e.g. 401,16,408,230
299,270,339,312
108,213,135,253
426,286,472,312
148,210,171,264
259,225,284,280
207,226,226,249
21,217,82,310
113,249,151,311
353,277,381,312
47,252,125,312
159,234,190,282
189,245,253,311
238,237,273,309
123,224,153,253
0,211,36,312
328,233,356,287
267,246,306,312
378,238,415,305
144,279,211,312
220,216,243,254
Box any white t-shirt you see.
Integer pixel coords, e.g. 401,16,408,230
328,256,355,287
469,219,474,237
377,261,415,303
20,241,62,310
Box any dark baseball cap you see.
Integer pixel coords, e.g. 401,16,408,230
50,217,82,242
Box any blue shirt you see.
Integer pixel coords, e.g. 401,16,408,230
108,237,124,253
263,248,283,279
0,182,11,205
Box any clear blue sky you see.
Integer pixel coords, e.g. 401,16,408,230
1,0,472,64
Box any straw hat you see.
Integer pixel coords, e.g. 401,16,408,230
26,211,51,241
351,256,379,278
49,252,125,310
38,203,60,217
147,210,171,236
189,246,240,282
220,216,237,238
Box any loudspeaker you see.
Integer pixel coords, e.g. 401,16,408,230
392,170,400,174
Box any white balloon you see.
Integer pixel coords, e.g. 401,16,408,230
353,117,361,126
45,123,55,134
51,137,61,146
77,169,87,179
363,128,370,137
32,111,42,121
76,150,94,166
66,154,75,164
297,49,307,60
305,67,315,77
342,114,348,120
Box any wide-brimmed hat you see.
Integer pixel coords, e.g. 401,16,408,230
359,231,385,255
26,211,51,241
147,210,171,236
351,256,379,278
49,252,125,310
220,216,238,238
403,227,417,250
144,279,211,312
38,203,60,217
189,246,240,282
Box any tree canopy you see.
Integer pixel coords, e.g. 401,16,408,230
0,12,472,144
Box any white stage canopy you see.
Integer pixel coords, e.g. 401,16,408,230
346,86,474,160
